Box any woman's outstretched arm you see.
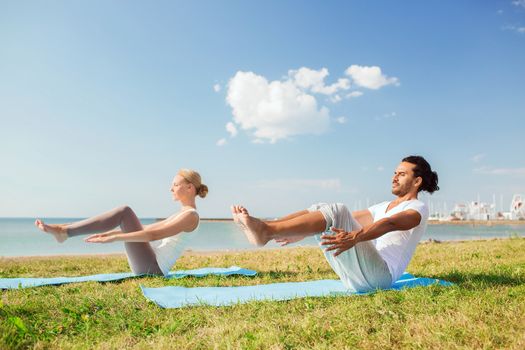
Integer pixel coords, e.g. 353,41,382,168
85,211,199,243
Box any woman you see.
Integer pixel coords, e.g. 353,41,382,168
35,169,208,276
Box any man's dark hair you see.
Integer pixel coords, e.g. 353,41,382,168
402,155,439,194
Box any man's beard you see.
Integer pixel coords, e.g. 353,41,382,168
391,185,407,196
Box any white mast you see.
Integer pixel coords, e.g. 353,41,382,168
493,193,496,219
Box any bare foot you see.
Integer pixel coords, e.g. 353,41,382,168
231,205,270,246
35,219,68,243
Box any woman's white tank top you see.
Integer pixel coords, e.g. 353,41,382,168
151,209,199,276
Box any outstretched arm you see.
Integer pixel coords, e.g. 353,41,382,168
85,211,199,243
321,209,422,256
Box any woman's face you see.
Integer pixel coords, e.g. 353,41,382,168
170,175,193,201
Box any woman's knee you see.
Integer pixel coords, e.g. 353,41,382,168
116,205,135,216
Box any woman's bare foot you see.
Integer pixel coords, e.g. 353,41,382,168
34,219,68,243
231,205,270,246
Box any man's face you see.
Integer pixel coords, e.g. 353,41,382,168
391,162,419,196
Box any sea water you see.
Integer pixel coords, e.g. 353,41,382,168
0,218,524,257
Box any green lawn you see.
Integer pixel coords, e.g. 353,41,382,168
1,238,524,349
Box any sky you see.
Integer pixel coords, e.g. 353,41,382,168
1,0,524,218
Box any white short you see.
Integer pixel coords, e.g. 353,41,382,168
308,202,392,292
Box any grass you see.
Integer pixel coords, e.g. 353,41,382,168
1,238,524,349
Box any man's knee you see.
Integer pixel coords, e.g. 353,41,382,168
328,203,352,230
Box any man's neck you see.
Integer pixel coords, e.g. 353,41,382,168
393,192,418,204
386,193,418,212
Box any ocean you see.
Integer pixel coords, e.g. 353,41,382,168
1,218,524,257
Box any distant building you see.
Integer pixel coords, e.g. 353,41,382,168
433,194,524,221
451,203,468,221
450,201,494,221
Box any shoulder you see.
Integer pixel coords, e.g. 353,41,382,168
368,201,389,212
167,209,199,226
404,200,429,218
179,210,200,231
179,209,199,221
406,199,427,210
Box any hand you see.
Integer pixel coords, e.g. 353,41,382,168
274,235,303,246
320,227,361,257
85,231,119,244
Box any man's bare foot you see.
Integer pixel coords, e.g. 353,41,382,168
35,219,68,243
231,205,270,246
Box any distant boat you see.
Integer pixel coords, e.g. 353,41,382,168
510,194,525,220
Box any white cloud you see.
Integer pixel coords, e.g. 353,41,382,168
257,178,342,191
473,166,525,175
226,71,331,143
346,91,363,99
330,94,342,103
288,67,350,95
512,0,525,8
375,111,397,121
503,25,525,33
226,122,238,137
216,138,227,146
471,153,485,163
497,9,504,14
223,66,399,143
345,65,399,90
336,116,347,124
213,84,221,92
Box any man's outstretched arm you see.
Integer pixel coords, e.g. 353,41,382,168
321,209,422,256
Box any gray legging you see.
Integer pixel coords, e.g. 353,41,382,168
67,206,163,275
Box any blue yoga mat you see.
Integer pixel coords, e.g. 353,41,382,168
0,266,257,289
141,273,453,308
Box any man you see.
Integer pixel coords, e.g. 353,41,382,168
231,155,439,292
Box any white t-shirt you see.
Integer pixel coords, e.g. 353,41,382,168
367,199,429,282
151,209,199,276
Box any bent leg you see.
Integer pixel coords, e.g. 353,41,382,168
67,206,139,237
68,206,162,275
311,203,391,292
118,207,163,275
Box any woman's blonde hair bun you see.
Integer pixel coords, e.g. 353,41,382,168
178,169,208,199
197,184,208,198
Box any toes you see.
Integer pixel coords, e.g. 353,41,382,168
35,219,46,231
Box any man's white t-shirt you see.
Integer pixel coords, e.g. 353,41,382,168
367,199,429,282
